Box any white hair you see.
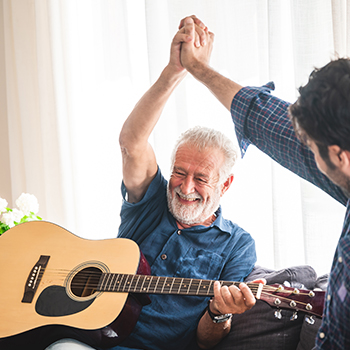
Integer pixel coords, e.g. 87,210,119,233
170,126,238,183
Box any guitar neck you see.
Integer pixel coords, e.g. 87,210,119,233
97,273,261,298
97,273,325,318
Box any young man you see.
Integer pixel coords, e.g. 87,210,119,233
179,15,350,350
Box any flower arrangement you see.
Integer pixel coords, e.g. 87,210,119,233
0,193,42,235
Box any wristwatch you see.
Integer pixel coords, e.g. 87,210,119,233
207,300,232,323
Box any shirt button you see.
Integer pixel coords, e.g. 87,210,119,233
319,332,325,339
177,230,181,235
338,256,343,263
161,254,167,260
327,294,331,301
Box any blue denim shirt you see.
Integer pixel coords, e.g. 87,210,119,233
112,168,256,350
231,83,350,349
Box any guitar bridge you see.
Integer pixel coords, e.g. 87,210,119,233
22,255,50,303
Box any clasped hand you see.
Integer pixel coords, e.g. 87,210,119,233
169,15,214,74
210,280,265,316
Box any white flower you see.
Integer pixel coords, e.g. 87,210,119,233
1,209,24,228
16,193,39,215
0,197,8,213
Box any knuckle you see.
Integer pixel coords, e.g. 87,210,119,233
229,284,240,293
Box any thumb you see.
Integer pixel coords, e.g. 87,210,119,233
184,17,195,43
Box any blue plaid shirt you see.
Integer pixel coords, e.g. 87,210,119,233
231,82,350,349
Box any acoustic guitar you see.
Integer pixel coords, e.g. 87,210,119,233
0,221,325,349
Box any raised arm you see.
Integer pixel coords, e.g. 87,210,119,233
119,29,191,203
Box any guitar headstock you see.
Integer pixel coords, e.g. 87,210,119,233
259,284,325,318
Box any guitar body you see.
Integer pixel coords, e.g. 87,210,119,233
0,221,325,350
0,221,151,349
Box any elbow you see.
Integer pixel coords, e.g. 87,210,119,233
119,130,127,152
119,129,132,158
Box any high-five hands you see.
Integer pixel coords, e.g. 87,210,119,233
168,15,214,76
172,15,243,111
178,16,214,72
178,15,208,47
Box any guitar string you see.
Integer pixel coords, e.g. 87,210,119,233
37,270,319,297
38,269,315,293
39,270,309,292
40,269,263,290
37,271,263,292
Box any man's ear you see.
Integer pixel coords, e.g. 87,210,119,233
220,174,234,196
329,146,350,174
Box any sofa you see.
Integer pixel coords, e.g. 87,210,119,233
211,265,327,350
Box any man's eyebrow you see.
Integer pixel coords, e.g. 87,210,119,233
194,172,209,179
173,166,209,178
173,166,186,172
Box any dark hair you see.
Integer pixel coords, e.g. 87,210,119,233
288,58,350,165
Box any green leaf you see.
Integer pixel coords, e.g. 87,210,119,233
19,215,29,224
0,222,10,235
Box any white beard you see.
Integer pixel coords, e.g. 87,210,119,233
167,185,221,225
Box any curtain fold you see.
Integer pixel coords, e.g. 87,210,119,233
2,0,67,227
0,0,347,274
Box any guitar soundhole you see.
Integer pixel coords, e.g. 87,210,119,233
71,267,102,298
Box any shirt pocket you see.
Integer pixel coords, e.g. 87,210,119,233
173,247,224,280
327,237,350,328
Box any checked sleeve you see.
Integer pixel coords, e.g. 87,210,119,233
230,82,347,206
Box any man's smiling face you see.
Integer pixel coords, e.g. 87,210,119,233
167,143,225,227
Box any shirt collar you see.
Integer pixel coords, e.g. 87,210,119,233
211,206,233,235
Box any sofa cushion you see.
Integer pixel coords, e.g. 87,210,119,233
212,299,303,350
211,265,325,350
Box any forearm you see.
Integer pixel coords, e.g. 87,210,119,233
196,309,231,349
196,281,257,349
187,61,242,111
120,67,185,154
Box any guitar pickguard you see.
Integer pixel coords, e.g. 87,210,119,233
36,286,95,317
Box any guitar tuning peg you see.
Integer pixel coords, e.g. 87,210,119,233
283,281,291,287
305,316,315,325
290,311,298,321
274,309,282,320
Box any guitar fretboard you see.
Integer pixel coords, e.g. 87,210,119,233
97,273,254,297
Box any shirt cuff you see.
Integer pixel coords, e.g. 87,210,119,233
230,82,275,157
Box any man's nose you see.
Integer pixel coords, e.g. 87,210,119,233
180,177,195,194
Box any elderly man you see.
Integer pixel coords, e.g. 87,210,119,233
114,25,257,350
179,15,350,350
44,18,258,350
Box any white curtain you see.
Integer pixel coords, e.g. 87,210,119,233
1,0,348,275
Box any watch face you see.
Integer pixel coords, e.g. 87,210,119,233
213,313,232,323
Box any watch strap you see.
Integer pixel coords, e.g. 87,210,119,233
207,300,232,323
